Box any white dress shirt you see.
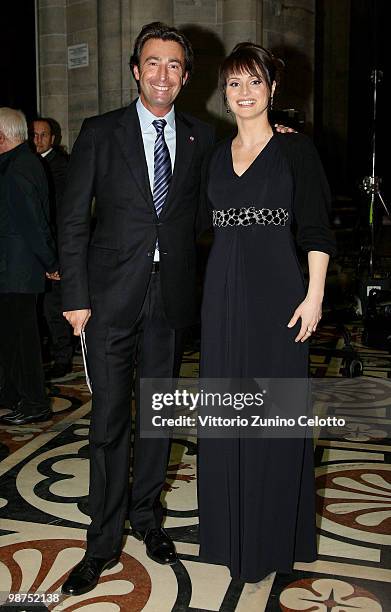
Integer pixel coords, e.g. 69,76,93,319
136,98,176,261
41,147,53,158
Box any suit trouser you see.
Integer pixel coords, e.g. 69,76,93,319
85,272,184,557
0,293,49,413
43,280,73,364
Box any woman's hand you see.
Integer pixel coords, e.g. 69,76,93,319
287,296,322,342
288,252,329,342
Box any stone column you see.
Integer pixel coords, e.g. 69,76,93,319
37,0,68,147
120,0,132,106
67,0,99,146
263,0,316,131
174,0,225,123
96,0,133,111
97,0,122,113
222,0,260,53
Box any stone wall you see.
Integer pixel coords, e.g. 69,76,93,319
37,0,316,149
263,0,315,130
38,0,68,144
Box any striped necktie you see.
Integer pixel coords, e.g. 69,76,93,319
152,119,172,216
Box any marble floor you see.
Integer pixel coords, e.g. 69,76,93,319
0,323,390,611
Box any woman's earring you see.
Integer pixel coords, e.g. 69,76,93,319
270,96,274,110
226,105,231,114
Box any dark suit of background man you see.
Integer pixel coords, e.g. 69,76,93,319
0,107,58,426
59,22,215,596
32,118,73,380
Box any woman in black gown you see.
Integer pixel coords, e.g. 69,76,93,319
198,43,336,583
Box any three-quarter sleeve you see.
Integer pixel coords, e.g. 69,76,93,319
288,134,337,256
196,133,217,237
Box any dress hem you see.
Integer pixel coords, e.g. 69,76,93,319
199,552,318,583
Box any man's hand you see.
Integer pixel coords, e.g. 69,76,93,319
274,123,296,133
63,309,91,336
46,270,61,281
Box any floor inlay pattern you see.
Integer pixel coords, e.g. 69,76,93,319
0,325,390,610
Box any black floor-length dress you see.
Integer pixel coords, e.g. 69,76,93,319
198,133,336,583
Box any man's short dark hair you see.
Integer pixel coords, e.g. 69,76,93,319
129,22,194,81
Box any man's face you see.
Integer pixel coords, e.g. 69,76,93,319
133,38,188,116
0,132,17,154
33,121,54,154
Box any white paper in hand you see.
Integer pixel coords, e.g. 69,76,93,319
80,329,92,394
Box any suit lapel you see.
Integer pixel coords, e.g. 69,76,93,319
160,112,195,217
114,102,154,210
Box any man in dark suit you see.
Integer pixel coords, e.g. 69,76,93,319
0,107,59,425
32,118,73,380
59,23,215,596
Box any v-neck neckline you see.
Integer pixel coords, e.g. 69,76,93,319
230,134,274,179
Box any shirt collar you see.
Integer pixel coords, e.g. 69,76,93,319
41,148,53,158
136,97,176,133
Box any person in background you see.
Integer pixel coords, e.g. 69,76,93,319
31,118,73,380
0,107,59,426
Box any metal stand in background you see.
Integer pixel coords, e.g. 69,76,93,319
360,69,390,276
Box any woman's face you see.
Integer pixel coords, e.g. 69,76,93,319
225,71,275,120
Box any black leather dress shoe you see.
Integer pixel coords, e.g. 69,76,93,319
0,407,53,425
61,554,119,596
132,527,178,565
0,408,19,422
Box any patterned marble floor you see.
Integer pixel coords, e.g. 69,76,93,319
0,323,390,611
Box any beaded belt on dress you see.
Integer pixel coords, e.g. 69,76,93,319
212,206,289,227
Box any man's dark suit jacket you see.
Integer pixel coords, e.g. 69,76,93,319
59,101,215,329
0,142,58,293
41,148,69,231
